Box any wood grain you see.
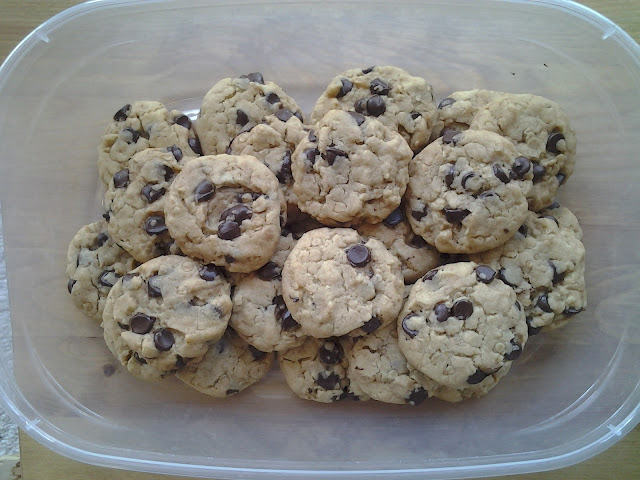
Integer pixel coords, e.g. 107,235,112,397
1,1,639,479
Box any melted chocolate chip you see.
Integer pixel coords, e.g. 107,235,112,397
142,184,166,203
154,328,174,351
174,115,192,129
265,92,280,104
188,137,203,155
532,163,545,183
346,244,371,267
402,313,419,338
275,108,294,122
369,78,390,95
276,150,292,184
361,316,382,333
324,146,347,166
539,214,559,227
241,72,265,84
102,212,111,222
443,208,470,224
410,111,421,120
434,303,450,322
407,387,428,406
498,268,517,288
362,66,375,74
304,148,319,165
133,352,147,364
256,261,281,281
504,340,523,361
220,204,252,223
556,173,567,185
122,127,140,144
515,301,522,311
225,255,235,264
411,206,429,221
348,111,366,126
248,345,268,360
218,221,241,240
546,201,561,210
452,299,473,320
307,130,317,142
441,129,460,145
445,165,455,187
194,180,215,202
563,307,582,316
383,208,404,227
281,310,300,330
549,261,565,285
546,132,565,154
527,316,542,336
438,97,456,109
113,104,131,121
467,370,489,385
354,98,367,114
199,264,223,281
477,191,496,199
93,232,109,250
476,265,496,284
537,293,552,313
167,146,182,162
67,279,76,293
367,95,386,116
493,164,511,184
147,275,162,298
130,313,156,334
511,157,531,179
117,322,129,330
422,269,438,281
98,270,117,287
113,169,129,189
316,372,340,390
319,340,344,365
144,215,167,235
518,224,528,237
461,172,475,190
236,109,249,127
337,78,353,98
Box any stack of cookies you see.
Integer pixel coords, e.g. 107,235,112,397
66,66,586,405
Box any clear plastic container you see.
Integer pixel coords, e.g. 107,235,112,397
1,0,639,478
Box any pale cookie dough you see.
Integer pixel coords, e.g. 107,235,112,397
292,110,412,226
196,73,303,155
406,129,532,254
310,65,437,152
98,101,201,187
397,262,527,390
281,228,404,338
348,324,440,405
228,113,308,210
355,206,441,284
102,255,232,381
176,328,274,397
432,89,505,139
470,93,577,211
469,205,586,334
104,148,187,263
66,220,137,321
229,232,306,352
164,155,285,273
278,336,368,403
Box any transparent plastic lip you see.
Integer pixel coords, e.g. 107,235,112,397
1,0,639,478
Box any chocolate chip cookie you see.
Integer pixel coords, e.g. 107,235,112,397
432,89,505,139
470,93,577,211
281,228,404,338
292,110,412,226
104,147,186,262
355,206,441,284
164,154,285,273
469,204,586,334
398,262,527,390
229,232,306,352
310,65,437,152
102,255,232,381
196,73,303,155
66,220,137,321
176,328,274,397
98,101,201,187
406,129,532,253
278,336,368,403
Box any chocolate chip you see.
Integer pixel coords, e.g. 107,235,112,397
188,137,203,155
316,372,340,390
537,293,552,313
194,180,215,202
113,104,131,121
438,97,456,109
354,99,367,114
304,148,319,165
275,108,294,122
411,206,429,221
199,264,223,281
236,109,249,127
556,173,566,185
452,299,473,320
175,355,187,369
410,235,428,248
369,78,390,95
539,214,559,227
434,303,450,322
218,221,241,240
546,201,561,210
324,146,347,166
167,145,183,162
122,127,140,144
445,165,455,187
346,244,371,267
563,307,582,316
461,172,475,190
518,224,528,237
511,157,531,179
117,322,129,330
248,345,268,360
362,66,375,74
477,191,496,199
337,78,353,98
281,310,300,330
130,313,156,334
220,204,252,223
256,261,281,281
407,387,428,406
515,301,522,311
226,389,239,395
410,111,421,120
546,132,565,154
319,340,344,365
144,215,167,235
147,275,162,298
367,95,386,117
174,115,192,129
102,212,111,222
103,364,116,377
493,164,511,184
93,232,109,250
122,273,138,284
113,169,129,189
307,130,317,142
348,111,366,125
265,92,280,104
98,270,117,287
422,269,437,281
276,150,292,184
383,208,404,228
241,72,265,84
527,316,542,336
498,268,517,288
142,184,166,203
504,340,523,361
532,164,545,183
402,314,419,338
443,208,470,224
225,255,235,264
441,129,460,145
67,279,76,293
154,328,174,351
133,352,147,364
467,370,489,385
476,265,496,284
549,261,565,285
361,316,382,333
294,111,304,122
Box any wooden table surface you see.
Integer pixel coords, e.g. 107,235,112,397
1,1,639,479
